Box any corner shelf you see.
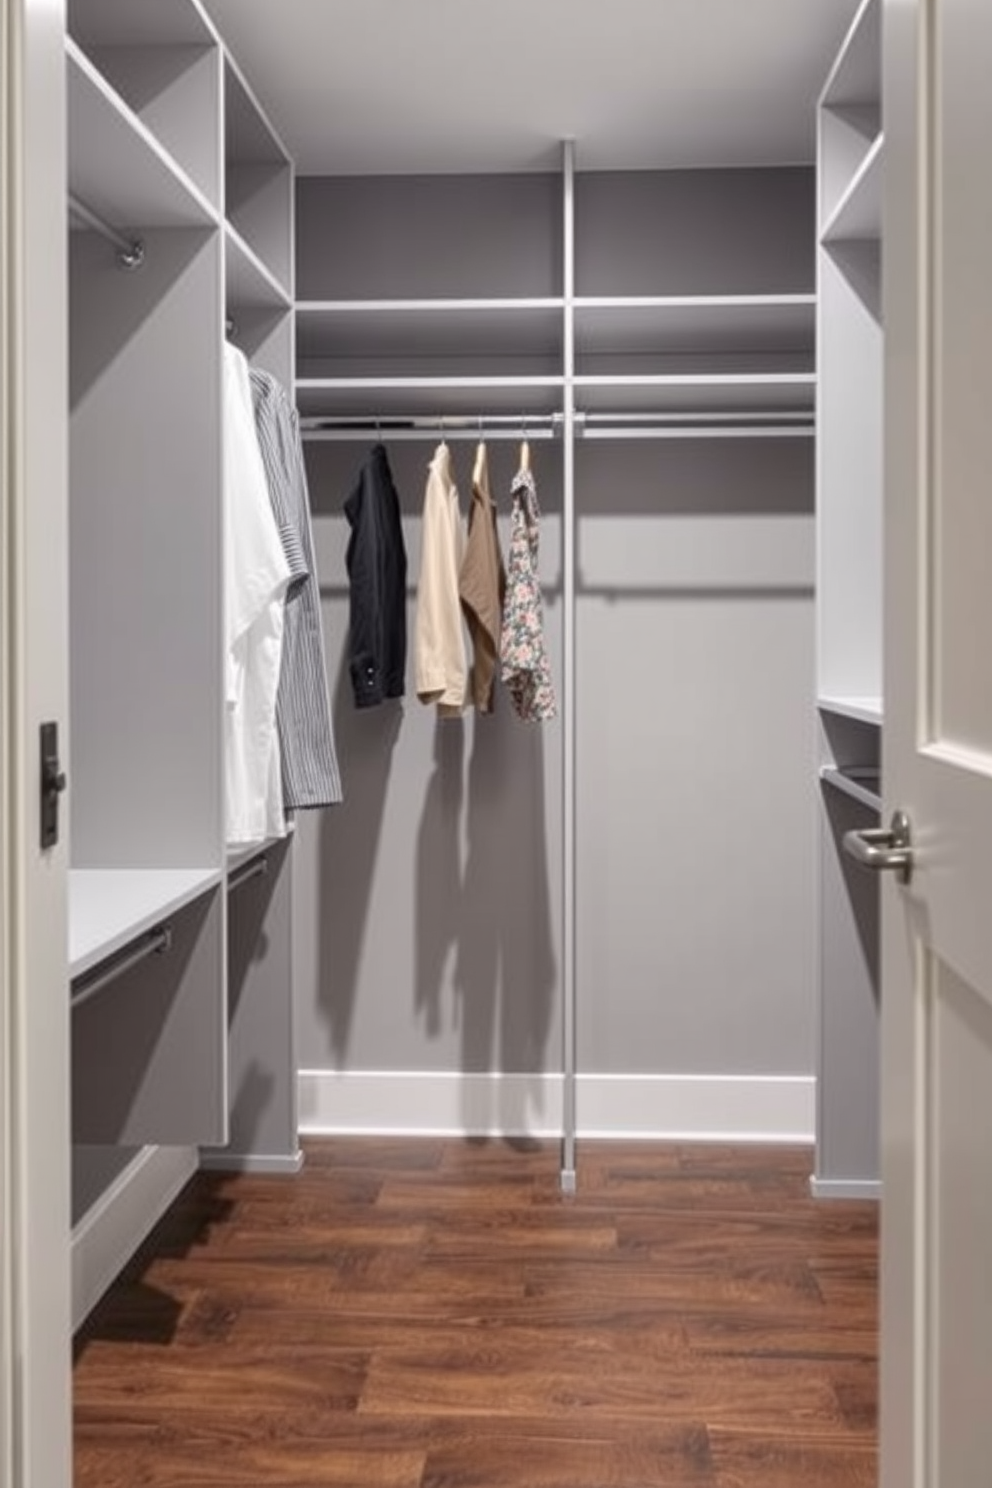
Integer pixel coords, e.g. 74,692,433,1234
67,0,219,48
67,38,218,230
223,53,293,292
67,0,222,211
225,221,291,309
821,133,884,247
820,0,881,113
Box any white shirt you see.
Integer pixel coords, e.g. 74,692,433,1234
223,342,292,845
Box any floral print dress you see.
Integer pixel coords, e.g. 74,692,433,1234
500,466,557,722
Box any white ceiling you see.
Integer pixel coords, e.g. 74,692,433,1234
202,0,862,176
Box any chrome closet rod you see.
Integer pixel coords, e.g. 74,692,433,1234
68,193,145,269
579,409,813,426
299,411,812,442
228,855,269,892
580,424,814,440
71,924,173,1012
299,413,562,443
302,427,559,444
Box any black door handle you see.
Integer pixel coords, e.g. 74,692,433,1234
40,721,67,849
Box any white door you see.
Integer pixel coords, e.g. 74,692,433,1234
2,3,72,1487
878,0,992,1484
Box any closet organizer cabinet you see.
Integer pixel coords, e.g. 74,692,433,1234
814,0,883,1196
66,0,299,1326
294,159,817,1162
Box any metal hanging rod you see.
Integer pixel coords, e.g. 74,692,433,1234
228,854,269,892
580,410,813,425
580,424,814,440
300,409,813,443
578,409,814,439
301,412,563,443
71,924,173,1012
68,193,145,270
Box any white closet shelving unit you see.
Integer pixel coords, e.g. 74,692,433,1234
66,0,300,1327
572,292,815,422
297,306,566,420
814,0,884,1197
296,147,817,1188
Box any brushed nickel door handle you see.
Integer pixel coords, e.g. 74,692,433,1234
843,809,913,884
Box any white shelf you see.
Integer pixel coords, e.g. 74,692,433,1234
69,867,222,979
295,375,565,418
573,295,816,357
225,222,291,308
223,56,293,293
574,372,816,415
223,51,292,168
821,133,884,246
820,766,882,813
818,696,883,726
68,0,218,47
820,0,881,111
226,826,294,876
67,38,218,231
296,298,564,363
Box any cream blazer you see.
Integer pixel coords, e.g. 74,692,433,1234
414,442,467,715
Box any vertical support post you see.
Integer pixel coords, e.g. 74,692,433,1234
560,139,577,1194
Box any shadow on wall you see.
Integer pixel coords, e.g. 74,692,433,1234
318,656,404,1060
317,652,557,1132
452,704,556,1135
415,718,465,1038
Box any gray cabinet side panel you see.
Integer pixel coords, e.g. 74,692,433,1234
212,839,297,1162
816,788,880,1182
72,888,227,1146
69,226,224,869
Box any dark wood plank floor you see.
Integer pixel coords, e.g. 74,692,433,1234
73,1139,879,1487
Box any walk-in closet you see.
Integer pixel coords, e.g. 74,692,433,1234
17,0,975,1483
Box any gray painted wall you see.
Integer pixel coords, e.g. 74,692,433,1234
296,439,815,1088
293,169,818,1116
574,438,815,1075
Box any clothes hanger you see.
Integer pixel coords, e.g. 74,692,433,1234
519,413,531,474
473,414,488,488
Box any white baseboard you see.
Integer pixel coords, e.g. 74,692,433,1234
199,1148,304,1175
299,1070,564,1137
578,1073,815,1142
71,1145,197,1332
810,1176,881,1201
298,1070,815,1144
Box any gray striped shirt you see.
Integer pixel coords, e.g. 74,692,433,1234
250,368,343,809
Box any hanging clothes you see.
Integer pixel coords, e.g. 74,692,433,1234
414,441,468,717
249,367,343,808
500,462,557,723
223,342,292,845
343,443,408,708
458,441,505,714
